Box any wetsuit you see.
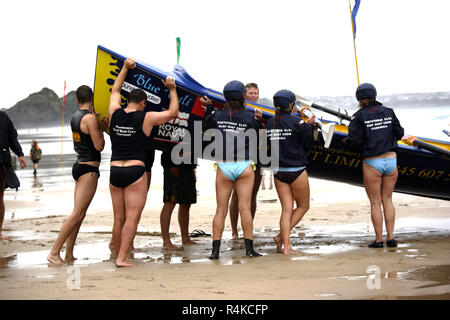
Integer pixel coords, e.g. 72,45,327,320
266,112,314,184
70,109,101,180
109,108,147,188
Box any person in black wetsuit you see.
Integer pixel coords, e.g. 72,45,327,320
343,83,404,248
265,90,316,254
47,85,109,264
0,111,26,240
109,58,179,267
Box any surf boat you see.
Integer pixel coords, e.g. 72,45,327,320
94,45,450,201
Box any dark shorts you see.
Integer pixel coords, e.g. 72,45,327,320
72,163,100,181
163,164,197,204
144,149,155,172
110,166,145,188
274,168,306,185
32,159,40,164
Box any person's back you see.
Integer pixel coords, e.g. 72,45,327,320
71,110,101,162
345,83,404,249
211,108,261,162
350,101,403,158
48,85,107,264
266,113,314,168
29,144,42,161
109,108,147,163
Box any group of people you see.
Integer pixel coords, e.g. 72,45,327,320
1,57,404,267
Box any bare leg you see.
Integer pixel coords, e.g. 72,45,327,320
212,168,234,241
116,174,148,267
363,163,384,243
0,169,7,240
160,202,181,250
64,221,83,262
381,168,398,241
178,204,196,245
110,183,126,257
229,189,239,239
251,166,262,220
273,171,310,254
235,166,255,240
274,178,295,254
48,173,98,264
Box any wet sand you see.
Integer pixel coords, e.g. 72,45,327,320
1,172,450,300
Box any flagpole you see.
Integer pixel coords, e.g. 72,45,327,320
349,0,360,86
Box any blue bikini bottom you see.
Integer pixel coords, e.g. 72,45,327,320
363,158,397,175
215,161,255,182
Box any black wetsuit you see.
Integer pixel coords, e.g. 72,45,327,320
70,109,101,180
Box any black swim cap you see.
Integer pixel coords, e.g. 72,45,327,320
356,83,377,100
273,89,296,109
223,80,246,101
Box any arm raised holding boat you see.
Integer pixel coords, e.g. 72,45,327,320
109,58,136,117
142,76,179,136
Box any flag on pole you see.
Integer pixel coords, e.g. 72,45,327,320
351,0,361,39
176,37,181,64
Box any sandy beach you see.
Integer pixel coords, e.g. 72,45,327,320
1,156,449,301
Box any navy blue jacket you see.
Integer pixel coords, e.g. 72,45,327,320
0,111,24,167
203,106,261,162
265,113,314,168
346,101,404,158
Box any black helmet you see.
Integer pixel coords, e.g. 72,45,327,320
223,80,246,101
273,89,296,109
356,83,377,100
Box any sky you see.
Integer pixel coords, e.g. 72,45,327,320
1,0,450,109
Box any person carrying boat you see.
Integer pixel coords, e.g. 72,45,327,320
343,83,404,248
229,82,263,240
201,80,263,259
0,111,26,240
48,85,109,264
108,58,179,267
265,90,316,254
159,148,198,250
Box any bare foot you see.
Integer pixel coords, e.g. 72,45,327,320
182,239,198,246
232,232,239,240
115,259,135,267
0,234,9,240
273,236,282,253
47,253,64,264
64,256,78,263
283,247,297,255
162,243,183,251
